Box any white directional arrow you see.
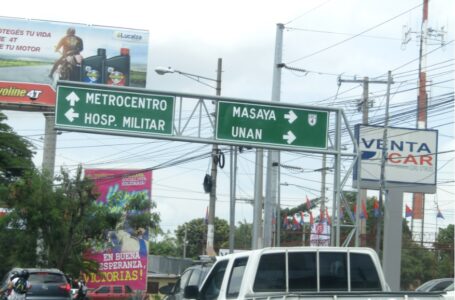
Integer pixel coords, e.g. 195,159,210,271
65,108,79,122
283,130,296,144
66,92,80,106
284,110,298,124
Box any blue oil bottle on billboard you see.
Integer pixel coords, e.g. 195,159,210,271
81,48,106,84
105,48,130,86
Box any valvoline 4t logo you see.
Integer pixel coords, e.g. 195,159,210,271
0,82,56,106
107,69,125,86
83,66,101,83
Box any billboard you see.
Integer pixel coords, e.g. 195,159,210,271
309,222,330,246
84,169,152,291
0,16,149,110
353,125,438,192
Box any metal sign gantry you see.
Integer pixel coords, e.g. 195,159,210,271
55,81,358,247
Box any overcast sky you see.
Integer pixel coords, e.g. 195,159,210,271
2,0,454,242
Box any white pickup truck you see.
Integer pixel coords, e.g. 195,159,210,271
183,247,448,300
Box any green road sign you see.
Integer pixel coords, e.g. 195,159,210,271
216,101,328,149
55,83,175,137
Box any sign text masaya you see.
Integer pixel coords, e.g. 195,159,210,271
216,101,328,149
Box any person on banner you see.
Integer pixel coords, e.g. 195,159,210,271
107,213,147,255
49,27,84,79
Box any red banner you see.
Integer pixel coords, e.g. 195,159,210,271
84,169,152,291
0,81,55,109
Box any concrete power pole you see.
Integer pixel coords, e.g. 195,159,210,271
338,76,388,247
264,23,284,247
206,58,222,256
42,112,57,178
252,149,264,249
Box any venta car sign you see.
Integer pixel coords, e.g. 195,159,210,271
354,125,438,187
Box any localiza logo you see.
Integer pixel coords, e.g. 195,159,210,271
114,31,144,42
361,137,433,166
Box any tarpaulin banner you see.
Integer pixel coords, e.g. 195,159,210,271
0,16,149,109
84,169,152,291
310,222,331,246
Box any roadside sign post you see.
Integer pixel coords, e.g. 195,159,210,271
216,101,328,149
55,83,175,137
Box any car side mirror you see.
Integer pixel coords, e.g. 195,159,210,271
184,285,199,299
159,284,174,295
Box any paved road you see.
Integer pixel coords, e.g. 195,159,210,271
1,65,54,85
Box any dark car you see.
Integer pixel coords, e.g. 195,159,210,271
416,278,454,292
1,268,72,300
159,263,212,300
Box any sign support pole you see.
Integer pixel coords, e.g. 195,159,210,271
264,23,284,247
206,58,222,256
382,189,405,291
42,112,57,178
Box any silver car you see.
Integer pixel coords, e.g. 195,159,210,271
416,278,454,292
1,268,72,300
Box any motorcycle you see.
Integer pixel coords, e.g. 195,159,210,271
51,51,82,85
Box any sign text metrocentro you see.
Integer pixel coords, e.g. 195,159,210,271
216,101,328,149
56,83,329,150
55,84,174,136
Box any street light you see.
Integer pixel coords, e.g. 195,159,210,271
154,66,221,92
155,59,222,256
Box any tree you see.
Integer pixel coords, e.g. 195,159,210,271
0,112,34,180
400,219,435,289
0,111,34,202
121,190,161,233
234,220,252,250
149,231,180,257
175,217,229,259
0,165,162,277
434,224,454,278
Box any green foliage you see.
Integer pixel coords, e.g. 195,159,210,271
149,231,180,257
0,112,34,186
0,58,49,68
234,220,252,250
175,217,229,259
130,70,146,87
401,220,438,289
0,166,123,277
434,224,454,278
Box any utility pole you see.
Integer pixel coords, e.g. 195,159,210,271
229,146,237,253
264,23,284,248
320,154,327,216
401,0,445,244
183,225,188,258
380,71,393,248
414,0,429,247
338,76,389,247
38,112,57,266
206,58,222,256
42,112,57,178
252,149,263,249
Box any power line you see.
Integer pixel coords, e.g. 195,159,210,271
284,0,334,25
285,3,423,64
286,27,402,41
